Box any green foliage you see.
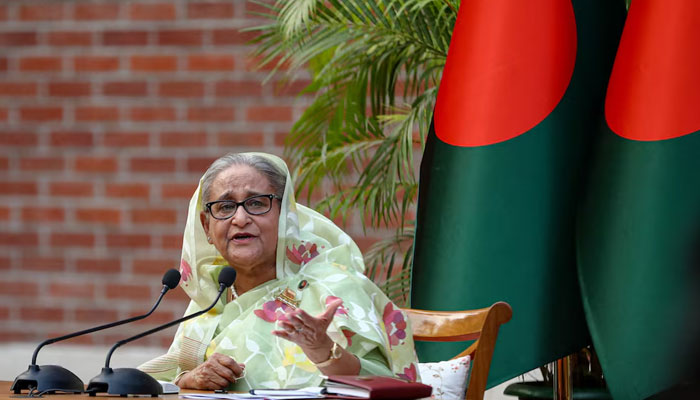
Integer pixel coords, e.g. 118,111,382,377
249,0,457,305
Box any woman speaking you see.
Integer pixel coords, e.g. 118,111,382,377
139,153,418,391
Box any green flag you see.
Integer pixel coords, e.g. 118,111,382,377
577,1,700,398
411,0,625,386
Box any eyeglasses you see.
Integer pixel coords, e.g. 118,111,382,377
205,194,281,220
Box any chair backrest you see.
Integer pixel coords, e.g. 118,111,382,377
403,301,512,400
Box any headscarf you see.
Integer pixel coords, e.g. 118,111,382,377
139,153,419,390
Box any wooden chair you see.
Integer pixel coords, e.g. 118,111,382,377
403,301,513,400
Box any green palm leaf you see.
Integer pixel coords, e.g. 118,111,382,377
249,0,458,300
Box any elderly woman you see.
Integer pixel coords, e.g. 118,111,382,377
139,153,418,391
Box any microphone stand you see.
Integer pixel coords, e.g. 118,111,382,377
87,267,235,397
11,269,181,394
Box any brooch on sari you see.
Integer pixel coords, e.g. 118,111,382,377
275,287,300,309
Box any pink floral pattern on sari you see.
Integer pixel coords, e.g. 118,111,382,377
286,242,319,265
180,259,192,284
341,328,355,347
254,300,292,323
383,302,407,349
397,363,418,382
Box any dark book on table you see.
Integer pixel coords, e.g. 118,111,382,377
323,375,432,399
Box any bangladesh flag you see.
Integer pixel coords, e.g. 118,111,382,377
577,1,700,398
411,0,625,386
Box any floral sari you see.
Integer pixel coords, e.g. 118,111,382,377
138,153,419,390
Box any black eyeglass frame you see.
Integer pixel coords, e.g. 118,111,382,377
205,194,282,220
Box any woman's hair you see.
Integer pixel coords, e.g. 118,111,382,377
200,153,286,209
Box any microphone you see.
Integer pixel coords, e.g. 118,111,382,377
86,267,236,397
11,269,181,394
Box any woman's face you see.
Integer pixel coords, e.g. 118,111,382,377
200,164,280,276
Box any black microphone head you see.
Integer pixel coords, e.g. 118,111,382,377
162,269,181,289
218,267,236,288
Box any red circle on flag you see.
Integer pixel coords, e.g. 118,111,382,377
605,0,700,141
435,0,577,147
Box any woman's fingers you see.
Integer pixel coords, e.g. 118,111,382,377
190,367,228,389
272,299,346,356
184,353,244,390
209,359,236,381
210,353,245,378
291,298,342,329
203,370,229,388
276,320,297,332
271,328,292,340
321,298,343,320
288,314,312,331
284,315,317,336
277,298,344,336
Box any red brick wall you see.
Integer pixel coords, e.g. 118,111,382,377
0,0,344,348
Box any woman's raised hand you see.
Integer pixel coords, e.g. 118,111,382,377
272,298,342,362
273,298,360,374
176,353,245,390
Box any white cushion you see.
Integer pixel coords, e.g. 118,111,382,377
418,355,471,400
